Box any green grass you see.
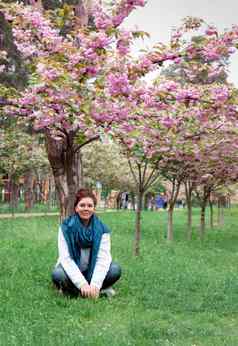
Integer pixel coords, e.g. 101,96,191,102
1,208,238,345
0,201,59,214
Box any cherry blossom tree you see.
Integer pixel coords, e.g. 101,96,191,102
0,0,148,217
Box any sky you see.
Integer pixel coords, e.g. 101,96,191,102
124,0,238,85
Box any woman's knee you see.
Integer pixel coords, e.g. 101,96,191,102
52,264,67,285
109,262,122,280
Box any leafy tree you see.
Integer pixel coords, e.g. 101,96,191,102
82,140,135,193
0,120,49,209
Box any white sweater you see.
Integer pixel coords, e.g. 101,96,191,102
56,227,112,290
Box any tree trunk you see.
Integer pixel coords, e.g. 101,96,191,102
24,171,35,210
134,191,143,256
167,179,181,241
187,202,192,240
131,193,136,211
9,177,19,214
184,180,193,240
209,198,214,229
200,203,206,239
167,206,174,241
217,196,225,227
3,178,10,202
45,132,83,219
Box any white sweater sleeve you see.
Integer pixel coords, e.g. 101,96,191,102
58,227,88,289
90,233,112,290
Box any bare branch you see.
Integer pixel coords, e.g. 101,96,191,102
73,135,99,153
128,157,139,186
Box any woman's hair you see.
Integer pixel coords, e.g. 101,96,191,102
74,188,97,208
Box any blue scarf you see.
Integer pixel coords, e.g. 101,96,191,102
61,213,110,282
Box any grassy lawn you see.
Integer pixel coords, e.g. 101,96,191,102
0,202,59,214
1,208,238,345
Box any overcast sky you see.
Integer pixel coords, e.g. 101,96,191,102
124,0,238,85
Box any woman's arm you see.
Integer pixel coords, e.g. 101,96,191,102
90,233,112,290
58,227,88,289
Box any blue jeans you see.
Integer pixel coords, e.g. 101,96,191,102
52,262,122,297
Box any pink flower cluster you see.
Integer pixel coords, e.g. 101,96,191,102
205,26,218,36
211,87,230,103
37,63,61,81
89,33,112,50
175,89,200,102
116,30,132,56
93,0,145,30
107,73,131,96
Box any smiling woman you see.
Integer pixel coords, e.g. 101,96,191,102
75,194,96,224
52,188,121,299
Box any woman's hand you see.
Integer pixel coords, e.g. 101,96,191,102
89,285,100,299
80,283,92,298
80,283,99,299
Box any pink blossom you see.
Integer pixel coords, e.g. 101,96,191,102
159,81,179,92
129,0,145,5
85,66,98,76
117,40,130,55
36,63,61,80
202,45,220,61
139,57,153,70
122,124,135,132
83,48,98,61
228,47,236,54
112,14,125,27
94,16,112,30
174,57,182,64
161,117,174,129
211,87,229,103
19,94,38,106
116,30,132,56
68,53,83,66
171,30,182,40
89,33,112,49
107,73,131,96
205,26,218,36
93,5,113,30
175,89,200,102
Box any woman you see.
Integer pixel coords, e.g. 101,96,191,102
52,188,121,298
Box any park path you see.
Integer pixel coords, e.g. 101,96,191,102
0,212,59,219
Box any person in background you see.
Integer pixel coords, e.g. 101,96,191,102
162,192,168,210
52,188,121,299
155,193,165,211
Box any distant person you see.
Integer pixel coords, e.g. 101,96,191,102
121,192,129,209
176,199,183,209
162,193,168,210
148,196,155,211
52,188,121,298
155,194,165,210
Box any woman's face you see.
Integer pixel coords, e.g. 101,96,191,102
75,197,95,221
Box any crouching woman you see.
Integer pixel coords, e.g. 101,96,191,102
52,188,121,298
